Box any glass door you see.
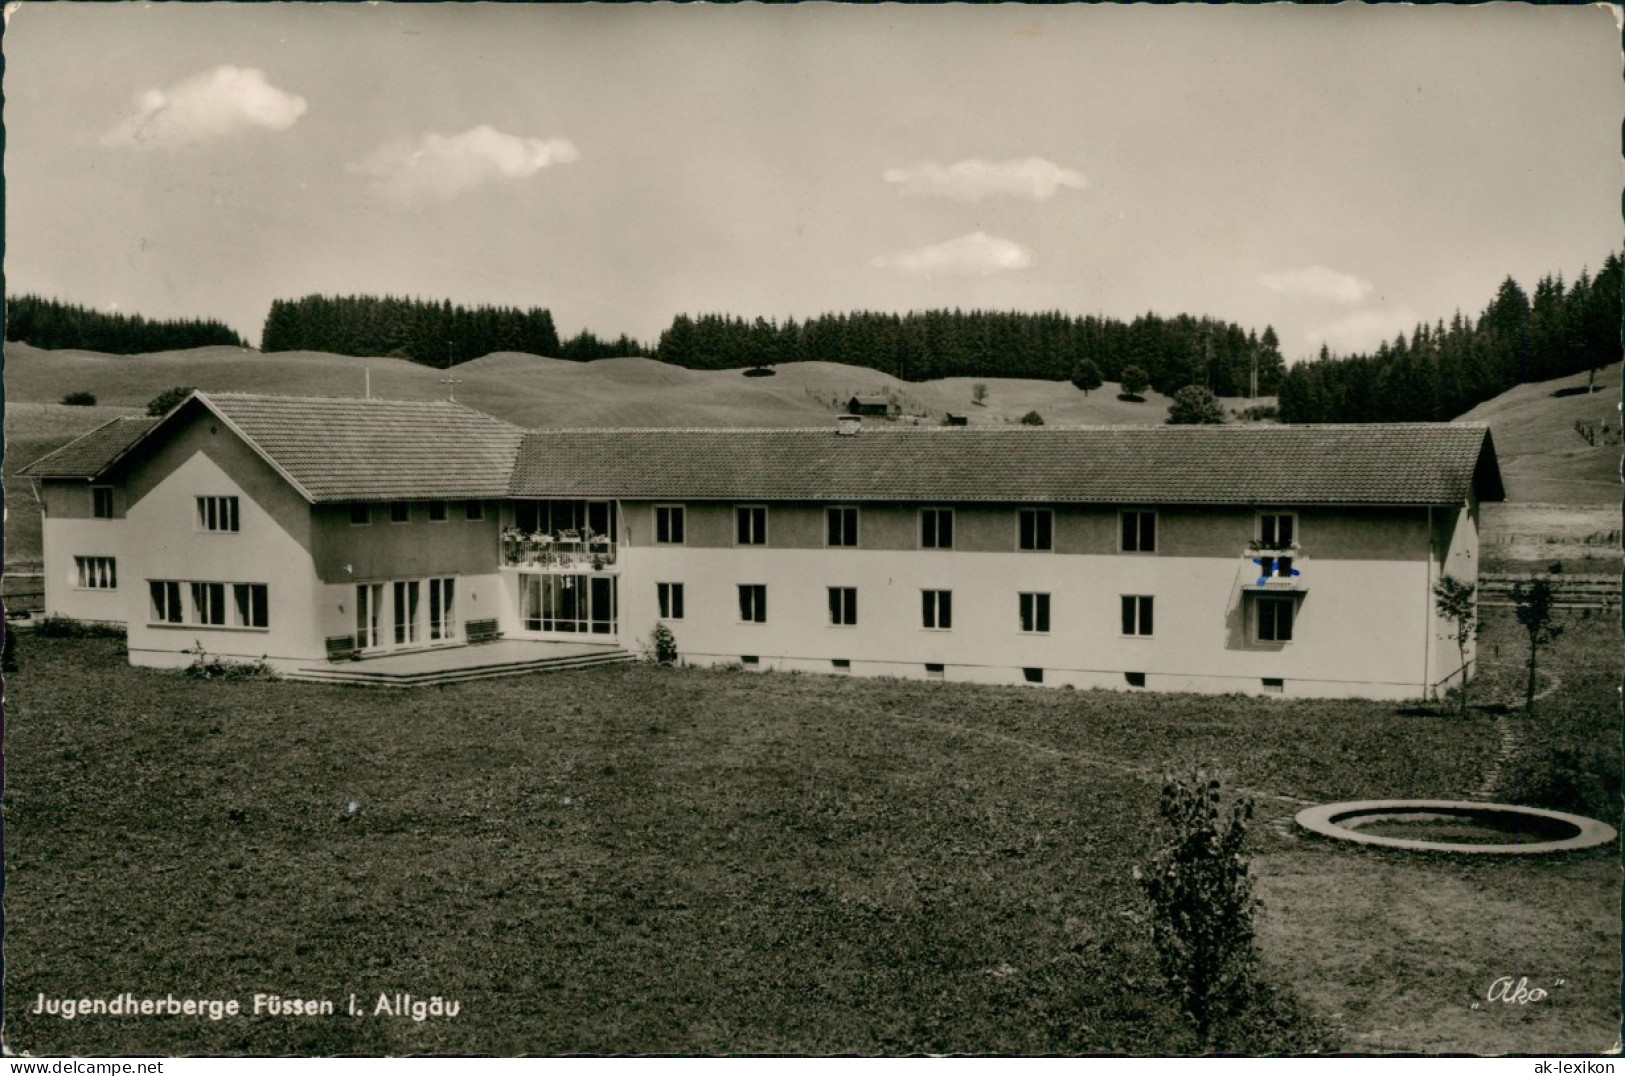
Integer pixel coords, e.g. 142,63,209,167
356,583,383,650
393,580,420,646
428,577,457,643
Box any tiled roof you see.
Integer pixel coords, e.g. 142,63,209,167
18,416,161,478
510,424,1503,505
202,393,525,502
21,394,1505,508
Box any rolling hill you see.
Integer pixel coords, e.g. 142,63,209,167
1454,361,1620,506
6,342,1613,571
2,341,1227,429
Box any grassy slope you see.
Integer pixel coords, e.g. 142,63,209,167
1456,362,1621,506
5,341,1271,429
4,607,1617,1055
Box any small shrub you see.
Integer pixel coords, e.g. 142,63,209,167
181,641,275,681
146,385,196,416
742,366,776,378
1134,771,1259,1044
1020,410,1045,426
648,622,679,666
61,391,97,406
1166,385,1226,425
34,615,125,639
2,626,16,673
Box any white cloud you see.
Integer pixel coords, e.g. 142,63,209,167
882,157,1086,201
1258,266,1376,306
1305,306,1422,355
102,65,307,150
871,232,1032,276
350,125,580,206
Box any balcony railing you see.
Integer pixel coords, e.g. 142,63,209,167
502,529,618,571
1242,546,1307,591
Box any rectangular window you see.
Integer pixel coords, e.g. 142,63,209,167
1125,672,1147,688
658,582,685,620
92,486,114,519
826,506,859,548
828,586,858,626
427,500,448,522
1023,667,1044,684
349,503,371,526
1262,678,1285,694
1019,508,1054,551
197,496,240,533
150,581,183,624
1121,595,1154,636
922,589,953,630
393,580,420,645
738,584,767,623
1019,592,1050,634
925,663,946,679
390,502,410,524
655,504,686,545
232,583,269,629
1259,512,1297,548
1120,510,1156,553
465,500,485,521
736,505,768,546
832,659,851,672
1257,597,1295,642
74,556,117,590
190,582,227,625
921,508,954,550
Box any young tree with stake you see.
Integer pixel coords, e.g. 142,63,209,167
1512,578,1561,715
1432,575,1478,717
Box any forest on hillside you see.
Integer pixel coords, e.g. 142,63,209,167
259,294,651,366
1278,255,1621,423
5,294,247,353
14,251,1619,426
653,309,1288,397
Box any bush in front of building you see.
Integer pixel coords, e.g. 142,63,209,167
648,622,679,666
34,615,125,639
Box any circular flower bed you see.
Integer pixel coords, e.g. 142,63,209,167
1294,799,1616,855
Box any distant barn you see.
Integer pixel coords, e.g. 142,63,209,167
847,394,897,417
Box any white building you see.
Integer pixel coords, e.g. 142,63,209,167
22,392,1504,698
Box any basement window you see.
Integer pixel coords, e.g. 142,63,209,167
1124,672,1146,688
925,662,945,680
741,655,760,666
832,659,851,672
1023,667,1044,684
1262,678,1285,694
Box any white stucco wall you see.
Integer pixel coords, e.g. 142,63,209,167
123,451,323,669
615,542,1438,699
41,515,129,624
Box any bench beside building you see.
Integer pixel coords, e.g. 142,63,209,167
21,391,1503,700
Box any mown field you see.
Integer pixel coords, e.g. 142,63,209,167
3,607,1616,1056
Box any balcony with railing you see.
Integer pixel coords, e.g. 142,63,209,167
501,527,619,572
1241,543,1307,592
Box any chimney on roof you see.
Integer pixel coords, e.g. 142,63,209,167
837,414,861,436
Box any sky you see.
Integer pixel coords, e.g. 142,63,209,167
3,3,1619,361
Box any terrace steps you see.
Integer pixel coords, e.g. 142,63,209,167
284,643,634,687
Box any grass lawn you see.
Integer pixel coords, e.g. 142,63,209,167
3,608,1616,1056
